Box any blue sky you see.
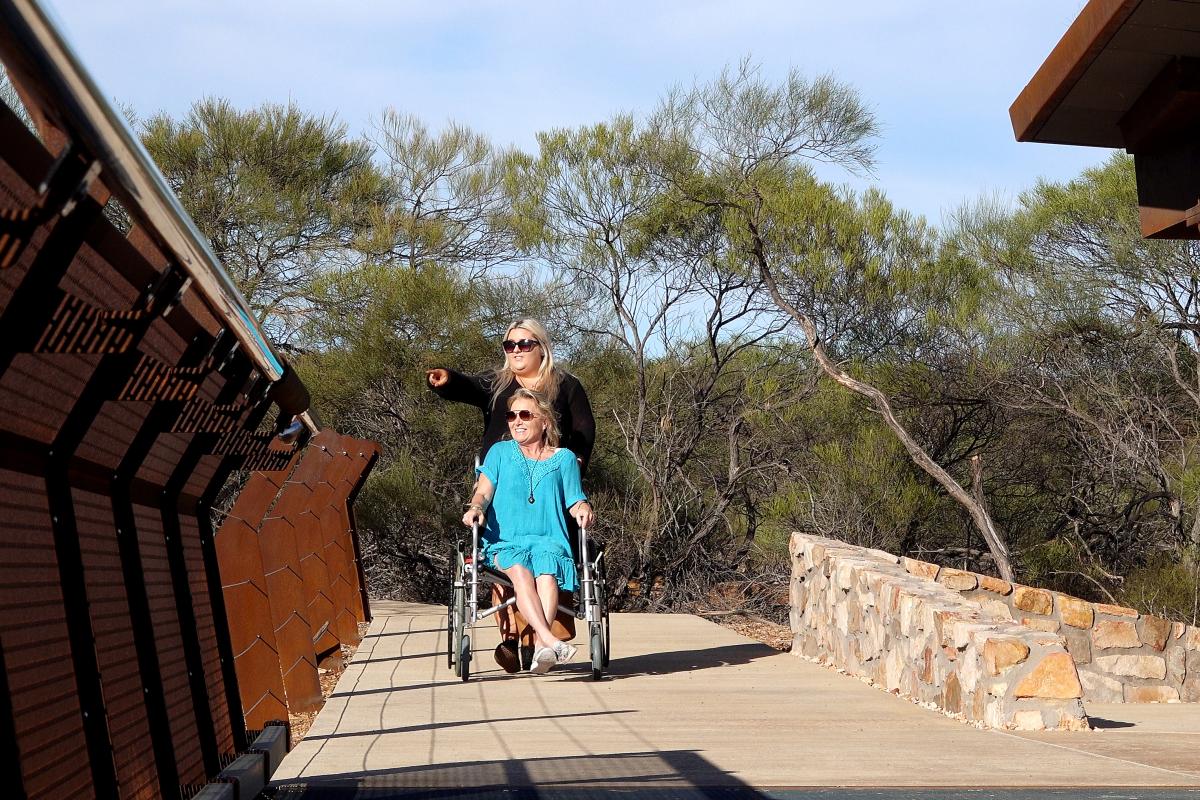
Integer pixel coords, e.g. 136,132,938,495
44,0,1111,224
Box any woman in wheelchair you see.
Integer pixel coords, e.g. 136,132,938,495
462,388,595,673
429,318,596,672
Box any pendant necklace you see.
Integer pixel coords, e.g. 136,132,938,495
520,445,543,504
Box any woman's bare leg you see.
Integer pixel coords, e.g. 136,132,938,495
535,574,559,632
501,563,558,648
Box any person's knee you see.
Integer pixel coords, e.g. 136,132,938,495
507,570,542,603
504,563,534,585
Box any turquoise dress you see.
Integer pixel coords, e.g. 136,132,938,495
477,440,586,592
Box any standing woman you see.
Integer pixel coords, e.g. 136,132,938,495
427,318,595,671
462,389,595,673
426,318,595,471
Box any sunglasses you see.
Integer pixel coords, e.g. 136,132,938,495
505,409,538,422
502,338,540,353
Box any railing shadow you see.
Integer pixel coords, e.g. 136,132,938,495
352,650,445,665
360,628,446,638
300,709,633,742
267,749,770,798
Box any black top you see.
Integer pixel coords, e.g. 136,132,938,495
431,368,596,473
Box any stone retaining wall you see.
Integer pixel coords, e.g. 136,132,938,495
904,556,1200,705
790,533,1088,730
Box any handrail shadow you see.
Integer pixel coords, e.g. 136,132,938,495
301,709,633,742
352,651,444,665
360,628,445,638
267,749,770,798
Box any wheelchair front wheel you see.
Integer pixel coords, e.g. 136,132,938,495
459,633,471,682
602,606,611,667
590,622,604,680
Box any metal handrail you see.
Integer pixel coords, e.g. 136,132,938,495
0,0,318,432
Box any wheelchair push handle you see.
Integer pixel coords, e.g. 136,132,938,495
462,501,485,529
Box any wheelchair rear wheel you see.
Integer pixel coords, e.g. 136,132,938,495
446,546,459,670
590,622,604,680
589,550,609,680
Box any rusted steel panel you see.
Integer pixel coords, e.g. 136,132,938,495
272,433,378,657
297,537,338,655
276,613,322,714
0,470,93,799
0,352,97,445
290,438,335,486
312,434,378,637
178,514,235,754
72,488,159,799
214,460,295,731
271,457,337,657
216,504,285,730
225,469,288,527
222,581,281,729
336,440,380,626
319,505,357,646
258,514,322,712
236,638,289,727
76,399,150,475
132,505,206,788
1010,0,1142,143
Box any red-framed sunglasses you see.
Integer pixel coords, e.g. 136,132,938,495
505,409,537,422
502,338,540,353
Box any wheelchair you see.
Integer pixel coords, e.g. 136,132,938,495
446,515,610,682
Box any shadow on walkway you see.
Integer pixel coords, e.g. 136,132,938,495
1086,716,1137,730
268,749,767,798
267,750,1200,799
352,650,444,666
360,627,445,639
554,642,781,681
300,709,635,742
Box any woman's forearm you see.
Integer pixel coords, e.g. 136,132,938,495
431,368,489,408
463,476,494,526
468,476,494,510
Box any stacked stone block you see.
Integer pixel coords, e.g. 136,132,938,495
790,533,1089,731
929,563,1200,704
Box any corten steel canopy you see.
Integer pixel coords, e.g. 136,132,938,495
1010,0,1200,239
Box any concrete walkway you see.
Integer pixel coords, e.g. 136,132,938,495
269,601,1200,795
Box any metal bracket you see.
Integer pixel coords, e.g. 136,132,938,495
0,143,100,268
57,160,102,219
216,340,240,373
157,276,192,318
139,264,184,313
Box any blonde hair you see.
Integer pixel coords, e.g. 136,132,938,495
490,318,561,409
508,388,560,448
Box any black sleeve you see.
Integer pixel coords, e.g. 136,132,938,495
564,377,596,473
430,368,490,409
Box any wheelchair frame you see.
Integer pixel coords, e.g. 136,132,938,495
447,518,610,681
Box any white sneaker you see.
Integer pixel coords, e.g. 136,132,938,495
529,646,556,674
552,641,577,664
